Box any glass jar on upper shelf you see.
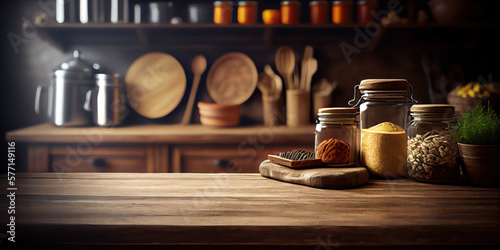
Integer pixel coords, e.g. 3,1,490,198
237,1,258,24
214,1,233,24
315,107,359,166
281,1,301,24
332,0,353,24
309,1,328,24
407,104,460,183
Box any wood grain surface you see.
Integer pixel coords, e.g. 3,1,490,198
259,160,369,189
6,123,315,144
206,52,257,105
2,173,500,247
125,52,186,119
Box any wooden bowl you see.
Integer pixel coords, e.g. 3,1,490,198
198,102,240,127
458,143,500,187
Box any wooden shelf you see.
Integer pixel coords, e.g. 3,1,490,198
35,21,496,50
6,123,315,144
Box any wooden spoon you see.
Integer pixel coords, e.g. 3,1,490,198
275,46,295,90
257,72,273,97
181,55,207,124
264,65,282,100
305,58,318,92
300,45,313,90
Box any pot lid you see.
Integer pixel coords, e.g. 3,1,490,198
55,50,101,73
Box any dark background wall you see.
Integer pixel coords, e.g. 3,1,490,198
2,0,499,172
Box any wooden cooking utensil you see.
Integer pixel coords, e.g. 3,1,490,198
206,52,258,105
305,58,318,92
181,55,207,124
257,72,273,96
264,65,282,99
300,45,313,90
125,52,186,119
275,46,295,90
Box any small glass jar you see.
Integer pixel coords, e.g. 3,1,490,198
262,9,281,24
214,1,233,24
309,1,328,24
281,1,301,24
407,104,459,182
357,0,377,24
332,0,352,24
237,1,258,24
315,107,359,166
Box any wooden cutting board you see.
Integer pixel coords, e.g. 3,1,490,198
259,160,369,189
125,52,186,119
206,52,258,105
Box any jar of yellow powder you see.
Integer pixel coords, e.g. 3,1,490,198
349,79,417,178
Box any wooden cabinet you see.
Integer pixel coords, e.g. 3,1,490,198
171,144,314,173
9,123,314,173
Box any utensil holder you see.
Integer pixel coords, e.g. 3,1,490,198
313,92,332,121
262,95,281,126
286,89,310,127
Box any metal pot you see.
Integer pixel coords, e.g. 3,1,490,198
36,50,100,126
87,73,127,126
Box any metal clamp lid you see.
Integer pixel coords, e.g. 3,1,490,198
348,79,418,107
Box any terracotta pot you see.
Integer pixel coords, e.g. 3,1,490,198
197,102,240,127
458,143,500,187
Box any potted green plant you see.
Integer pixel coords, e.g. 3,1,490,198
452,102,500,187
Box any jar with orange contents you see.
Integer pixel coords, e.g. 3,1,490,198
214,1,233,24
332,0,352,24
238,1,258,24
309,1,328,24
262,9,281,25
281,1,301,25
357,0,377,24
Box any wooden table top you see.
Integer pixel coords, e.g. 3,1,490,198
2,173,499,247
6,123,315,144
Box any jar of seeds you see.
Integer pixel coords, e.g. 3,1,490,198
407,104,459,182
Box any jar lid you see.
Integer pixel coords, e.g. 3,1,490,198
359,79,410,92
318,107,358,114
281,1,301,6
318,107,358,124
411,104,456,120
410,104,455,113
310,1,328,5
214,1,233,7
357,0,377,4
238,1,257,6
332,0,353,4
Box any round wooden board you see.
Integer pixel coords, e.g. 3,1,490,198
125,52,186,119
206,52,258,105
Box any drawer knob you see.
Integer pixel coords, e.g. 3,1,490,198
213,159,233,168
91,158,107,167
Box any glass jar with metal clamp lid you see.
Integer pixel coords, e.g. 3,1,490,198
348,79,417,178
315,107,359,166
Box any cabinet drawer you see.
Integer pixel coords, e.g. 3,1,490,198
49,146,151,173
172,145,314,173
